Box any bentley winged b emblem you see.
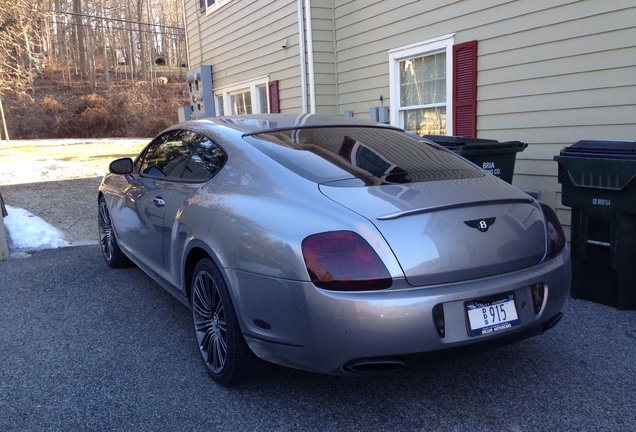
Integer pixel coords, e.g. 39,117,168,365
464,217,496,232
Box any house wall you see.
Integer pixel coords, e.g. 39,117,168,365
184,0,636,234
184,0,303,111
333,0,636,235
308,3,338,113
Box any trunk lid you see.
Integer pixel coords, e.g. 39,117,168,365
319,176,548,286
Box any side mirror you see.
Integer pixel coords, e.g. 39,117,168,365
109,158,134,174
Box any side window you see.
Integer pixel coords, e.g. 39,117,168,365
389,35,453,136
204,0,232,14
180,137,227,181
214,76,270,115
389,36,479,138
137,129,226,182
138,130,199,179
135,132,172,174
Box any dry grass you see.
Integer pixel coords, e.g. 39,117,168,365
0,67,185,244
3,68,189,140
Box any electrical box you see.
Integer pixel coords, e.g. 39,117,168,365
178,105,193,123
186,65,215,119
370,106,389,123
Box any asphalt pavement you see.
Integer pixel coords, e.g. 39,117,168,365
1,245,635,431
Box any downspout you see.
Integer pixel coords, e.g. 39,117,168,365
304,0,316,113
297,0,308,113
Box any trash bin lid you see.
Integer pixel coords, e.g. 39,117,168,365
423,135,498,146
560,140,636,159
423,135,527,151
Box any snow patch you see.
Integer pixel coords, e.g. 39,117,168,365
3,205,70,253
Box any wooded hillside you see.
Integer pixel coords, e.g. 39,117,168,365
0,0,188,139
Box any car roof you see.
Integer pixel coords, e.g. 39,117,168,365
175,113,403,135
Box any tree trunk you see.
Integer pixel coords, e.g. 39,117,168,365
137,0,146,80
21,23,34,93
73,0,86,80
54,0,66,70
100,0,110,89
126,0,136,82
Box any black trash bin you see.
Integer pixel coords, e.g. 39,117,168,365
554,139,636,310
424,135,527,184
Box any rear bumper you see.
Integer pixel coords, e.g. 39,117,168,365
342,311,563,374
232,247,571,375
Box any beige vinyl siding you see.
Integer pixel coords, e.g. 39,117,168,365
184,0,636,233
334,1,394,116
332,0,636,234
334,0,474,117
474,2,636,232
309,3,337,114
183,1,203,65
183,0,303,111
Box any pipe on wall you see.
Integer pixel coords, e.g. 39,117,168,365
304,0,316,113
297,0,308,113
297,0,316,114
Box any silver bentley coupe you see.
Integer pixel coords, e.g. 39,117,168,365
98,114,571,386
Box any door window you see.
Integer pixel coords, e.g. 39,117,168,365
136,130,226,182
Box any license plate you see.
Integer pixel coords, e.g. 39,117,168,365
465,293,519,337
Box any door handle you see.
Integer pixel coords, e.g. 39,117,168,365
152,197,166,207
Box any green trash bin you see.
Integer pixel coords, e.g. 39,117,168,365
424,135,527,184
554,139,636,310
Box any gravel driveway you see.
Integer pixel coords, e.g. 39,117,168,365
1,246,635,431
0,138,147,245
1,141,635,431
0,177,101,245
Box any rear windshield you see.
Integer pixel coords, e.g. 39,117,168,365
243,126,484,185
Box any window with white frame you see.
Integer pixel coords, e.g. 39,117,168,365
389,35,454,136
214,77,270,116
206,0,230,11
199,0,231,14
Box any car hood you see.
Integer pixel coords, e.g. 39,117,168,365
319,175,548,286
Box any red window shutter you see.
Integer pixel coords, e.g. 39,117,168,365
268,80,280,113
199,0,205,13
453,40,478,137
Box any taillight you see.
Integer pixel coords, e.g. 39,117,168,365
540,203,566,258
301,231,392,291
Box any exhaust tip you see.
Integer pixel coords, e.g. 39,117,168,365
543,312,564,332
343,358,406,374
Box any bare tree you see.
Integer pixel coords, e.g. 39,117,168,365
100,0,109,89
0,0,46,95
1,0,184,96
136,0,146,80
72,0,86,79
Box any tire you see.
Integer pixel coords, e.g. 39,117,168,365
191,258,258,386
98,196,131,268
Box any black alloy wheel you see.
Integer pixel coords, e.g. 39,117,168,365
98,196,131,268
191,258,258,386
